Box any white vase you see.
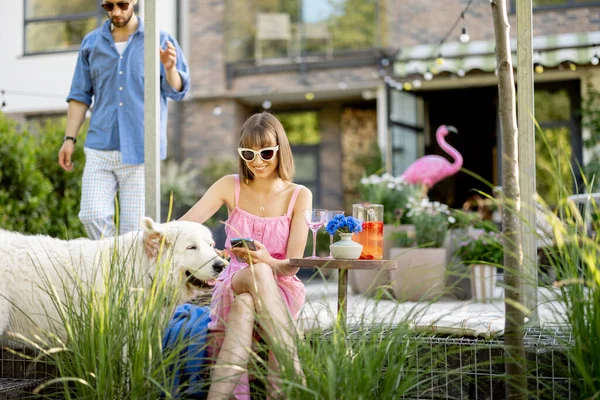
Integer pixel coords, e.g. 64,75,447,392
330,233,363,260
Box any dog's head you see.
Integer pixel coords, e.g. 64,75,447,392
141,217,226,302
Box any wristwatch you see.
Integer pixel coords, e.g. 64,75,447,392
64,136,77,144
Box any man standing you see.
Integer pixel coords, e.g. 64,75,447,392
59,0,190,239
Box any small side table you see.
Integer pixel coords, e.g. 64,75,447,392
290,258,397,324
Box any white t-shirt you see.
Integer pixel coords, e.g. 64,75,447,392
114,41,127,55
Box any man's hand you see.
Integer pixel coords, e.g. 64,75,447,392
159,41,177,71
58,140,75,172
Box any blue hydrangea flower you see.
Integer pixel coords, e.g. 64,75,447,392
325,215,362,235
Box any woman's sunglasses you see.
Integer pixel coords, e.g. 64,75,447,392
101,1,132,12
237,146,279,162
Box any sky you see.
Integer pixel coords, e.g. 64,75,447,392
302,0,337,23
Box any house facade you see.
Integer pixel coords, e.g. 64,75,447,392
186,0,600,209
3,0,600,210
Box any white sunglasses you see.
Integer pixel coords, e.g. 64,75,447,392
237,146,279,162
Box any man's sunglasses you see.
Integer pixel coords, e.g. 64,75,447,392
237,146,279,162
101,1,132,12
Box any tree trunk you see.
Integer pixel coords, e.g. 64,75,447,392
490,1,528,399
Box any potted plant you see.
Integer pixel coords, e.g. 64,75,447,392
455,227,503,302
326,215,363,260
389,198,455,302
356,173,424,259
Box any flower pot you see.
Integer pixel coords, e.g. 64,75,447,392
348,268,393,297
445,228,473,300
330,233,363,260
383,224,415,260
470,264,497,303
389,247,447,302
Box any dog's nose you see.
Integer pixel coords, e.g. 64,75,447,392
213,259,226,274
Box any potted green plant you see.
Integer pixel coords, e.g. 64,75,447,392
389,198,455,302
455,228,503,302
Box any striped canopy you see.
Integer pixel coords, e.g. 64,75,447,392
393,31,600,78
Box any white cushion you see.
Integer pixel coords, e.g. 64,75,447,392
410,310,505,339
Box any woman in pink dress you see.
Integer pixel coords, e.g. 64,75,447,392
181,112,311,399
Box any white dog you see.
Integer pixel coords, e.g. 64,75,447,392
0,217,225,342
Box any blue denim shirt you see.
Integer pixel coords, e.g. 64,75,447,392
67,19,190,165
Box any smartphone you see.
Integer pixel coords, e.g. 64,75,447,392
230,238,257,262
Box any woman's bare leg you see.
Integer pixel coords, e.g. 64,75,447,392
231,263,304,382
207,293,255,400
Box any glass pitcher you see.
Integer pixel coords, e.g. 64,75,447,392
352,203,384,260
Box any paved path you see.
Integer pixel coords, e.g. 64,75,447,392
298,274,566,332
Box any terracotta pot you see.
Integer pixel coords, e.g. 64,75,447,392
389,247,447,302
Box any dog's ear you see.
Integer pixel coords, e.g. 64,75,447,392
143,231,162,260
141,217,162,233
142,217,171,260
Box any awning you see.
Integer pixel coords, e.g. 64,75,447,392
393,31,600,78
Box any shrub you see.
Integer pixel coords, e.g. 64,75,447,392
0,112,87,238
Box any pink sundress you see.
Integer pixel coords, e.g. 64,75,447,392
208,174,306,399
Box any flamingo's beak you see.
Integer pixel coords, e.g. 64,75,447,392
446,125,458,134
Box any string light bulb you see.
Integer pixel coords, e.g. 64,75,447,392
459,27,470,44
436,53,445,65
262,100,272,110
569,62,577,71
305,92,315,101
592,54,600,66
212,106,222,116
0,90,5,108
424,71,434,81
534,63,544,74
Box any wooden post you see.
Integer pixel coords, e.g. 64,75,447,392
516,0,538,324
490,0,527,398
144,0,161,222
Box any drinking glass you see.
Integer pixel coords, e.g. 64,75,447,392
304,209,327,259
325,210,345,259
352,203,384,260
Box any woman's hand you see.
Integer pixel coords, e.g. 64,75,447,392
230,240,274,266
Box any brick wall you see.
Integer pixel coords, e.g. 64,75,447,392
387,0,600,47
180,98,251,169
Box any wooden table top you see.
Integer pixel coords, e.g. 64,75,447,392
290,258,397,270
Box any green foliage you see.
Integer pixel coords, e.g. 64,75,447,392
24,241,203,398
449,208,498,232
358,173,423,224
388,230,415,248
278,112,321,145
581,84,600,192
406,198,453,248
0,113,87,238
455,228,503,265
327,0,378,50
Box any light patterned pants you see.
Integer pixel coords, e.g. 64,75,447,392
79,148,145,239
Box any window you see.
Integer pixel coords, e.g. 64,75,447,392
511,0,600,10
534,83,582,204
224,0,380,62
24,0,105,54
278,111,322,204
389,89,424,177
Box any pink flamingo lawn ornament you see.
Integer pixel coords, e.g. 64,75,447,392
401,125,463,189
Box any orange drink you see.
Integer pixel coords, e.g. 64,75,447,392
353,221,384,260
352,203,384,260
